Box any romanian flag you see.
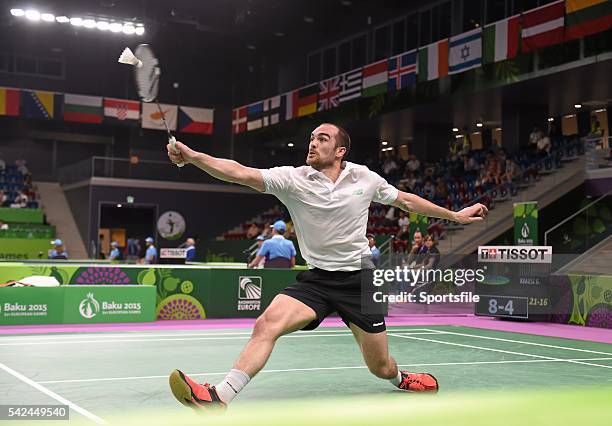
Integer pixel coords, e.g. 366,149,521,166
0,87,20,116
565,0,612,41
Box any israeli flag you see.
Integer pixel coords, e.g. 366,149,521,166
449,28,482,75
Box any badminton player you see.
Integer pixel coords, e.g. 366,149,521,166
166,123,487,410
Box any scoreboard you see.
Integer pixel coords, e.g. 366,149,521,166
475,246,553,320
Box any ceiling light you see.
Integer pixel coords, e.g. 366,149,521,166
25,10,40,21
41,13,55,22
574,103,582,109
135,26,145,35
476,122,483,128
594,108,606,113
56,16,69,23
117,204,122,208
96,21,109,31
452,127,459,132
287,142,294,147
109,22,122,32
381,141,388,146
547,117,554,122
83,19,96,29
10,8,25,17
70,17,83,26
122,24,136,34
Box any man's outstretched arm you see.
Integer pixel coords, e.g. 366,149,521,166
392,191,488,224
167,141,265,192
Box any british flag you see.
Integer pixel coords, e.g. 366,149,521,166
388,49,417,92
318,77,340,111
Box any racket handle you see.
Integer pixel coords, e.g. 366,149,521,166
169,136,186,168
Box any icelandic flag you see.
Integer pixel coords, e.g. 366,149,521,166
448,28,482,75
388,49,417,91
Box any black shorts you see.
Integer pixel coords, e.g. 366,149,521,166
280,268,386,333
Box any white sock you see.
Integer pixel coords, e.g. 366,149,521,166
390,370,402,387
215,369,250,404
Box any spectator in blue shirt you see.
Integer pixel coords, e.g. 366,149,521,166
109,241,122,261
248,220,296,269
49,239,68,260
185,238,196,262
367,233,381,267
144,237,157,264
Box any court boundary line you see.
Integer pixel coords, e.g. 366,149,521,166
34,357,612,385
0,328,443,342
0,331,444,346
0,361,105,424
418,328,612,356
389,333,612,370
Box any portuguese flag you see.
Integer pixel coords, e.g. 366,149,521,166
565,0,612,41
63,94,103,124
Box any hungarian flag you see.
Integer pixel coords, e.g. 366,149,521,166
63,94,103,124
417,39,449,82
104,98,140,121
178,106,214,135
521,0,564,53
362,59,388,97
0,87,20,116
565,0,612,41
483,15,521,64
141,103,177,131
232,106,247,134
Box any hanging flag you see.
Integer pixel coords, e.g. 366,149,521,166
449,28,482,75
318,77,341,111
338,68,362,103
483,15,521,63
283,84,318,120
104,98,140,121
232,106,247,134
21,90,62,119
178,106,214,135
417,39,449,82
141,103,177,131
565,0,612,41
388,49,417,92
63,94,103,124
521,0,564,53
362,59,388,97
247,96,281,131
0,87,20,116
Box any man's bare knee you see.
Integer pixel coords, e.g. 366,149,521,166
251,313,283,342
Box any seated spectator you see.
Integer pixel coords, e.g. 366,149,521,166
0,220,8,230
405,230,427,267
246,223,260,239
49,239,68,260
406,155,420,173
419,235,440,269
463,154,479,177
529,126,540,150
382,153,398,179
10,190,28,208
0,190,8,207
14,159,30,176
367,233,381,267
108,241,123,261
421,179,436,201
260,222,273,239
502,158,520,183
536,130,551,157
398,211,409,229
435,178,448,202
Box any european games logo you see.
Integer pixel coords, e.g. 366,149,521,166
79,293,100,319
237,276,262,311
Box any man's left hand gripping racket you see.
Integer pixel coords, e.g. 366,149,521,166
118,45,185,167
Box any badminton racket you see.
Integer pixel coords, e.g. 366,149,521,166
118,44,185,167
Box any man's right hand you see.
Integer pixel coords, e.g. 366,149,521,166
167,140,192,166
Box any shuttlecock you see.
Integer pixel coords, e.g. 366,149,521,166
118,47,143,68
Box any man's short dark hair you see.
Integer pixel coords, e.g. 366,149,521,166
277,229,286,236
322,123,351,161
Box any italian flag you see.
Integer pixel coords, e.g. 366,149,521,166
361,59,388,97
565,0,612,41
417,39,449,82
483,15,521,64
64,94,103,124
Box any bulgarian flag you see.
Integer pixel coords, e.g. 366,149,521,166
565,0,612,41
64,94,103,124
361,59,388,97
417,39,449,82
483,15,521,64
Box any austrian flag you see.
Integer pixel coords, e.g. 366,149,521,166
521,0,564,53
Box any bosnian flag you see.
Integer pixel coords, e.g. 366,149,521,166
521,0,564,53
178,106,214,135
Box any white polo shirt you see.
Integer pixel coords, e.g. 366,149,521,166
261,161,399,271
